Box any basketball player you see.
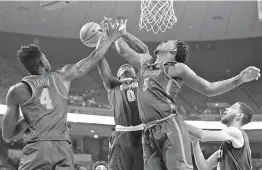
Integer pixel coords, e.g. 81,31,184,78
97,57,143,170
1,20,123,170
106,18,260,170
188,102,252,170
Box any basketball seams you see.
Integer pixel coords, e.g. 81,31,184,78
82,22,95,40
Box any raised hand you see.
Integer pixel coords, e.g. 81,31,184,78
115,17,127,35
239,66,260,83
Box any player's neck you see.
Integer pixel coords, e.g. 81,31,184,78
155,54,169,64
227,121,241,128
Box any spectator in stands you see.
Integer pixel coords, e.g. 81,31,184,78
93,161,108,170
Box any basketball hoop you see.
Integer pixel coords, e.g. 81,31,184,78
139,0,177,34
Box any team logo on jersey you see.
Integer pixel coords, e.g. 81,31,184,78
120,82,138,90
140,69,161,77
32,78,50,89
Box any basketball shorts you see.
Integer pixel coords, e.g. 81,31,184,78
142,115,193,170
19,141,75,170
108,131,144,170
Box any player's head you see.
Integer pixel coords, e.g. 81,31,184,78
93,161,108,170
17,44,51,75
117,64,136,80
154,40,189,63
220,102,253,127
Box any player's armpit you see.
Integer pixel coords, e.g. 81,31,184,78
2,86,22,142
168,63,243,97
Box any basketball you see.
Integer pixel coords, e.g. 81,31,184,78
80,22,102,48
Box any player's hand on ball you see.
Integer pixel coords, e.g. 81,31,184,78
239,66,260,83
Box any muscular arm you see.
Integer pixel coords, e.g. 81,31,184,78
169,63,244,97
121,32,149,54
192,141,219,170
187,124,243,147
59,36,115,84
2,86,23,142
114,35,152,70
97,59,121,90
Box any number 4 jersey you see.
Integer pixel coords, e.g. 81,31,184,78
108,78,141,126
20,72,70,143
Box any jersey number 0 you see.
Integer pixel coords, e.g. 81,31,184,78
126,89,136,102
40,88,54,110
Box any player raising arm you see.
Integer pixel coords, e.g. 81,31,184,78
2,19,123,170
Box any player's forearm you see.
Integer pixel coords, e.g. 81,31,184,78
2,110,20,142
74,38,114,77
206,75,243,97
122,32,149,53
97,59,114,89
186,123,204,140
192,141,209,170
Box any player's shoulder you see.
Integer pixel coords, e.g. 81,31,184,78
167,62,189,77
7,83,28,99
222,127,243,138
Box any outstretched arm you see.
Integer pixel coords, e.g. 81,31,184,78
114,38,152,70
191,138,219,170
169,63,260,97
186,123,243,147
59,36,115,83
97,59,121,90
121,32,149,54
2,86,26,142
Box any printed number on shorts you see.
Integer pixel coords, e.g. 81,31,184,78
40,88,54,110
143,78,149,91
126,89,136,102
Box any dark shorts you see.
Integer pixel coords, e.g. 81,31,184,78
108,131,144,170
19,141,75,170
142,115,193,170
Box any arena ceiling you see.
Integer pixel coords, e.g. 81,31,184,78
0,1,262,42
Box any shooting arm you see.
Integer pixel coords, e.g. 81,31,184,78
59,37,115,82
97,59,120,90
192,141,219,170
169,63,244,97
121,32,149,54
2,86,22,142
114,38,152,70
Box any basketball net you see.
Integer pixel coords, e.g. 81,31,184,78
139,0,177,34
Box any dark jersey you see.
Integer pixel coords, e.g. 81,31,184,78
218,130,252,170
137,60,183,123
108,78,140,126
20,72,70,143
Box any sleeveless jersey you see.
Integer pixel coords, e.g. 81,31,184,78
108,78,140,126
137,60,183,123
20,72,70,143
217,130,252,170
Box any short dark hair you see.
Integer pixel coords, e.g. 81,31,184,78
174,40,189,63
17,44,42,74
237,102,253,125
93,161,107,170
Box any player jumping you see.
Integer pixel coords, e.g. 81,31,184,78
108,17,260,170
97,28,144,170
2,19,123,170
